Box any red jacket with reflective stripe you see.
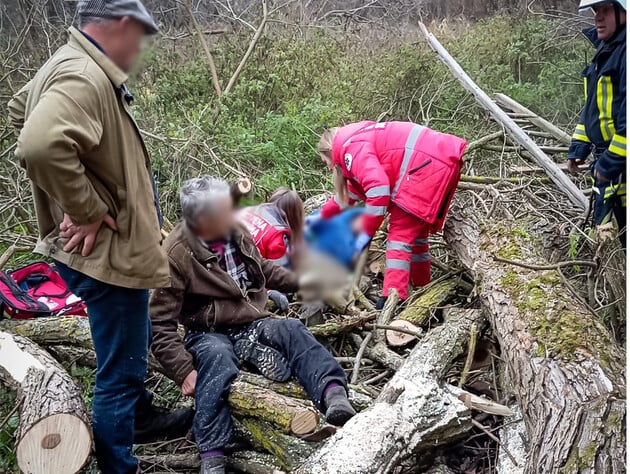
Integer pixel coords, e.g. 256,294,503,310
321,121,467,235
238,205,291,267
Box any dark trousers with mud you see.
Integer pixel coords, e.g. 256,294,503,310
184,317,347,452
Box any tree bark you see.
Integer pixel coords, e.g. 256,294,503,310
296,309,483,473
235,417,315,471
398,279,459,326
444,205,626,473
229,381,320,436
0,331,91,474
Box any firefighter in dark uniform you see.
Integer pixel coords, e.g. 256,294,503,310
567,0,626,248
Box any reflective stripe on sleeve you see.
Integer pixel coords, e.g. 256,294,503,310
386,241,412,253
391,124,426,197
366,185,391,198
608,134,627,157
572,123,590,143
348,190,362,202
365,205,388,216
386,258,411,271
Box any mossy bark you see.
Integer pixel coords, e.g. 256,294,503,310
228,381,320,436
398,280,459,326
234,417,315,471
444,204,626,474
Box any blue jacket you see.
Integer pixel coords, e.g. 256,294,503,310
305,208,365,269
568,27,626,181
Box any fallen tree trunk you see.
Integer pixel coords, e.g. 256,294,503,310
444,204,626,473
296,309,483,473
398,279,459,326
139,450,285,474
0,331,91,474
418,22,588,211
235,417,315,471
494,93,572,146
229,381,319,436
0,316,93,348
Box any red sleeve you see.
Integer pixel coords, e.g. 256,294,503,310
264,231,291,267
345,141,390,236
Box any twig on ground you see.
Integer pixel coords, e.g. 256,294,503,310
351,333,372,385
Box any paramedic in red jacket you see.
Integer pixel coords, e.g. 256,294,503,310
238,188,305,311
318,121,466,305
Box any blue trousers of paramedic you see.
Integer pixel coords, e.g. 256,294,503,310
184,317,347,452
56,262,151,474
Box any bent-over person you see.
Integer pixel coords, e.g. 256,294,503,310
150,176,356,474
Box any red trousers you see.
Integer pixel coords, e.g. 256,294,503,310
383,205,431,299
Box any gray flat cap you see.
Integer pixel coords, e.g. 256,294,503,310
78,0,159,35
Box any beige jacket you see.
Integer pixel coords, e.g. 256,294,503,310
8,27,169,289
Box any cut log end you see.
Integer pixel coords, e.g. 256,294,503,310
290,410,320,436
237,177,252,194
385,320,419,346
17,413,92,474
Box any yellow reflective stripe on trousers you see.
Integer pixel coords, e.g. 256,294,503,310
572,123,590,142
597,76,616,142
608,134,627,157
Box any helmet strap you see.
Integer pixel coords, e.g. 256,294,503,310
614,4,623,31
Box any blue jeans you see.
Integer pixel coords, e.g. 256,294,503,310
56,262,150,474
185,317,347,452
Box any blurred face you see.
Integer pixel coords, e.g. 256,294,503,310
96,17,147,72
593,3,625,40
321,153,333,170
194,196,235,241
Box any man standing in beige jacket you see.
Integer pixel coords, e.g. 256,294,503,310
8,1,192,472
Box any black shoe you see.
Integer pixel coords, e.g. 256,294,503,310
233,339,292,382
375,297,386,310
200,457,226,474
135,404,194,444
324,386,356,427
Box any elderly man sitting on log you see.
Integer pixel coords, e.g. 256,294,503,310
149,176,355,474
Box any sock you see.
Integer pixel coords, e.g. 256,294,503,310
323,382,343,401
200,449,224,460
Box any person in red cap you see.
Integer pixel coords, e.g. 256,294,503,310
238,188,305,310
318,121,467,308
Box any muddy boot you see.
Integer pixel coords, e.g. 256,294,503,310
234,339,291,382
324,386,356,427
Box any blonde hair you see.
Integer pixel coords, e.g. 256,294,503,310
317,127,339,164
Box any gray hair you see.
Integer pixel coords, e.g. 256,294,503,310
78,16,114,29
180,175,231,226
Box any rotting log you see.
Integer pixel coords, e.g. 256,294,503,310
229,381,319,436
296,309,484,474
0,331,91,474
444,204,626,473
418,22,588,211
235,417,315,471
398,279,459,326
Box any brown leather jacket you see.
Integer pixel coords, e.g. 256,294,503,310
150,221,299,385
